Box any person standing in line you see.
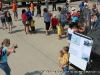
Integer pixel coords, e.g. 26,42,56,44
5,7,13,34
79,1,84,12
0,38,17,75
97,0,100,5
12,0,18,21
0,8,7,30
52,0,56,11
30,1,35,16
62,3,69,14
57,23,62,40
43,8,51,35
45,0,49,10
26,8,32,26
36,1,41,17
58,9,67,35
51,14,58,33
21,9,30,35
57,6,61,15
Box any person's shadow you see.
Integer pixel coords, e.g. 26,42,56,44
25,71,43,75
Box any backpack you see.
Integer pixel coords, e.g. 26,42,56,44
0,47,3,60
5,11,12,22
0,47,7,61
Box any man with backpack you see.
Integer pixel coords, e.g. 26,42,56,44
5,7,13,34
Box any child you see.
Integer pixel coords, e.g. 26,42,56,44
58,50,64,68
62,46,69,75
51,14,58,33
57,6,61,15
67,22,75,44
30,19,36,34
57,23,62,40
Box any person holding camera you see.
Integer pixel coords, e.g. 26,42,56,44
0,38,17,75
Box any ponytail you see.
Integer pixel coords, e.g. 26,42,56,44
1,42,3,47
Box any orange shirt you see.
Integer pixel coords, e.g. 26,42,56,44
30,3,35,11
12,3,17,11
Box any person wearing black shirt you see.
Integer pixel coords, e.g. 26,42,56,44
36,2,41,17
52,0,56,11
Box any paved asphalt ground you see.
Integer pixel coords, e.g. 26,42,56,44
0,1,100,75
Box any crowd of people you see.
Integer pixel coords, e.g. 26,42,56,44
0,0,100,75
57,1,99,75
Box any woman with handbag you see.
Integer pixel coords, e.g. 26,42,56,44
21,9,30,35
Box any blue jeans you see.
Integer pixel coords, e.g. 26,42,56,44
52,2,56,11
62,66,69,75
0,62,11,75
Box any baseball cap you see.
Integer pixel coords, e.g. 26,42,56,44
71,7,75,11
53,14,56,18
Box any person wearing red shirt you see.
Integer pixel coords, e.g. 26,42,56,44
51,14,58,33
21,9,30,35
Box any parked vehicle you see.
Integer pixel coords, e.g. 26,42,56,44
1,0,66,5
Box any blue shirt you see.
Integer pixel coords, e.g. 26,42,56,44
43,12,51,22
79,3,84,9
72,17,78,22
26,11,32,20
58,12,61,15
0,46,8,63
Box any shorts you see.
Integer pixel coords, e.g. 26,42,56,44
7,22,13,26
52,26,57,30
61,22,66,27
1,18,5,23
44,21,50,30
22,21,29,26
13,11,18,16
